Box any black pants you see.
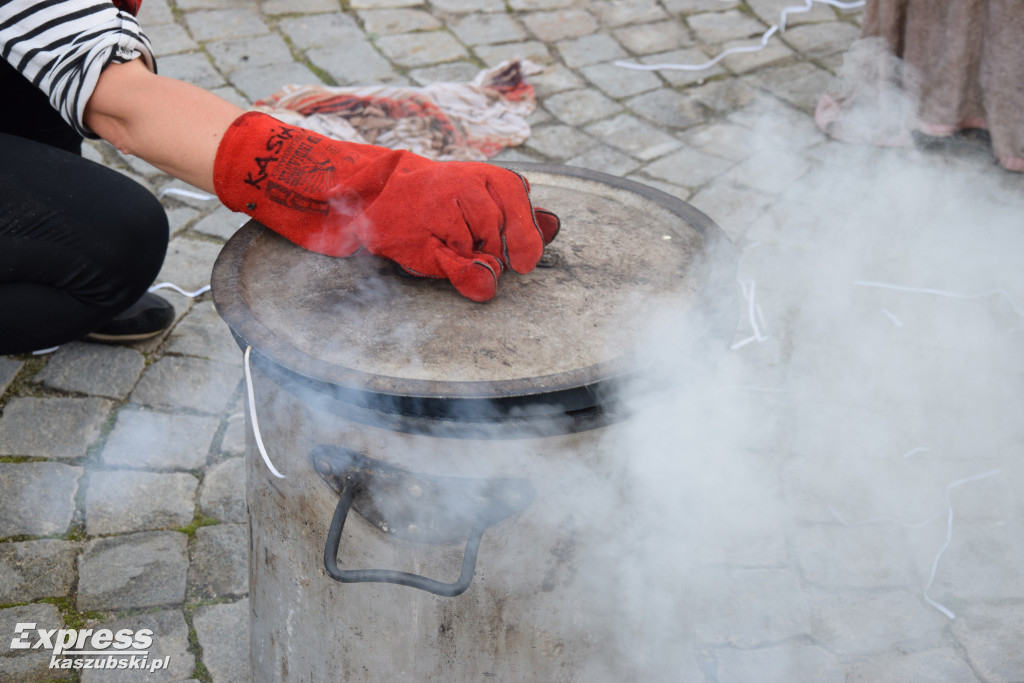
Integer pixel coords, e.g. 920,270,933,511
0,61,168,354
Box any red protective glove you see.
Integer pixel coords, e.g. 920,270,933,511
213,112,559,301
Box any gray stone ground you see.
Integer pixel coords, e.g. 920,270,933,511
2,0,1023,681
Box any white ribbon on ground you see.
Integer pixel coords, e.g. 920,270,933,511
614,0,867,72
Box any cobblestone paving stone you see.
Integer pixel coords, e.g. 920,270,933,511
2,0,1022,681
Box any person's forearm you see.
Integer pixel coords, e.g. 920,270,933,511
84,59,245,192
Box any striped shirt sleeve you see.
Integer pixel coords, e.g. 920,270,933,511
1,0,156,138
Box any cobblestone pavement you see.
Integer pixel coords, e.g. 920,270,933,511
3,0,1023,681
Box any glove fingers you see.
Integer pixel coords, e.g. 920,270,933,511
433,244,502,302
534,208,560,245
453,191,505,259
486,170,545,274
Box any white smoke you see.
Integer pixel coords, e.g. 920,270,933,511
581,78,1024,678
236,50,1024,677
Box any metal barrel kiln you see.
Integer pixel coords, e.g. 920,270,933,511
212,163,737,681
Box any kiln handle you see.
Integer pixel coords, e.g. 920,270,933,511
323,482,484,597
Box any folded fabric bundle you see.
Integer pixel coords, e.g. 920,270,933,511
253,60,539,161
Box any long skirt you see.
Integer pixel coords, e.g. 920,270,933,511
815,0,1024,172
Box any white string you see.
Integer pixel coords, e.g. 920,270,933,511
755,300,768,333
853,281,1024,317
731,278,769,350
730,243,770,350
730,334,758,349
924,508,957,619
880,307,904,327
902,447,931,458
615,0,865,72
244,346,286,479
748,281,767,341
779,0,866,32
616,25,779,72
148,282,212,298
27,281,208,355
159,187,215,201
922,469,1002,619
831,468,1002,619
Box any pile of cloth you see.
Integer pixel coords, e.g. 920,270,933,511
253,60,539,161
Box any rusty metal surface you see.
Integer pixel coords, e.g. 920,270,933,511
212,163,736,411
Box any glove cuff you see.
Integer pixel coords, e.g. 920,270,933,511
213,111,291,216
213,112,397,256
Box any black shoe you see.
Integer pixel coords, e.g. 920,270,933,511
85,293,175,342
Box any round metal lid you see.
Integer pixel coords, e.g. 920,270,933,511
212,163,736,419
